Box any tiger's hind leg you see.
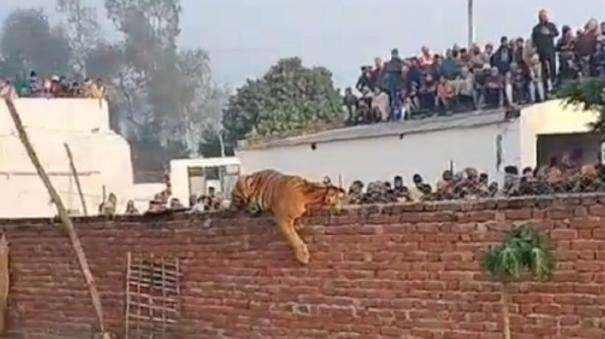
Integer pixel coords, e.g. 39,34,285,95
276,217,309,265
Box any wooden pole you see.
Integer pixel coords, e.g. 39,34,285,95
0,235,9,335
64,143,88,216
3,99,106,333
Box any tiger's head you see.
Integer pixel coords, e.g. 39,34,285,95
230,174,253,210
322,185,347,209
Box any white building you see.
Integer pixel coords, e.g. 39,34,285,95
236,100,599,188
0,98,148,218
169,157,241,205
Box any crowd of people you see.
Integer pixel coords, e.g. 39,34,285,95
346,157,604,205
100,167,226,216
344,10,605,125
0,71,105,99
93,155,603,217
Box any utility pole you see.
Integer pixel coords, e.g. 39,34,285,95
468,0,475,47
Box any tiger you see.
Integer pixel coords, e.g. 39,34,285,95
230,169,346,265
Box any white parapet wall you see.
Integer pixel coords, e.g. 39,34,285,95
0,98,137,218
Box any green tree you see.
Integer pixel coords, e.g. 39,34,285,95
558,78,605,134
56,0,101,74
1,1,230,167
222,57,343,143
481,224,555,339
198,126,235,158
102,0,222,155
0,8,73,77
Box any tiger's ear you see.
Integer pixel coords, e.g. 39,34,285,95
244,175,259,191
235,174,250,188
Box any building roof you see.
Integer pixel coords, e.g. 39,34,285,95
238,107,516,151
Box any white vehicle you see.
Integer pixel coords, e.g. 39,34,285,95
169,157,241,206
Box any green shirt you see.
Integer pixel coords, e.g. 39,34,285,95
14,80,29,95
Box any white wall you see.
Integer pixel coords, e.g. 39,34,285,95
0,99,138,218
238,100,599,189
0,99,110,134
238,121,519,188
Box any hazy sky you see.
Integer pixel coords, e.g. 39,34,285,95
1,0,604,88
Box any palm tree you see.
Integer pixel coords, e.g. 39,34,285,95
481,224,555,339
558,77,605,134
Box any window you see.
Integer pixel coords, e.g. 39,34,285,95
205,166,220,180
536,132,601,168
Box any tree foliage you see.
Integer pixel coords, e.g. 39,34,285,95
0,8,73,77
0,0,227,163
101,0,224,157
558,78,605,134
222,57,343,142
56,0,100,74
481,224,554,283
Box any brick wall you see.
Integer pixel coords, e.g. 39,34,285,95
3,195,605,339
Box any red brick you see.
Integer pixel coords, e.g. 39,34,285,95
546,207,574,219
588,205,605,216
575,261,603,272
570,240,601,250
577,229,592,238
450,223,477,233
504,209,532,220
420,212,456,222
550,229,577,240
559,316,580,326
570,217,602,229
574,206,589,217
593,228,605,239
533,304,561,315
462,211,495,222
556,250,579,261
578,250,596,260
554,294,596,305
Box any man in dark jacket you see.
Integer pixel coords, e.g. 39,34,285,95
440,49,461,80
491,36,513,74
531,9,559,91
385,48,404,121
355,66,374,92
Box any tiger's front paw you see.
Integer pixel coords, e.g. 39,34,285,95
294,220,304,231
294,244,310,265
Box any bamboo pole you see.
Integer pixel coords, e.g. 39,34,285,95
3,99,106,333
64,143,88,216
0,235,9,335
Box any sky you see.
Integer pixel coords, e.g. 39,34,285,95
1,0,604,89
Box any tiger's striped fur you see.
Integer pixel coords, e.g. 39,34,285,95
231,169,345,264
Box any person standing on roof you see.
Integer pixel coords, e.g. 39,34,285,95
531,9,559,93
